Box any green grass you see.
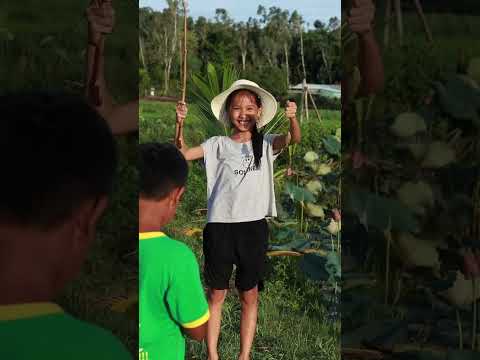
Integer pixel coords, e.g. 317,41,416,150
141,100,341,360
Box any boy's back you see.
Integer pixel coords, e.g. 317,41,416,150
139,232,209,360
0,303,131,359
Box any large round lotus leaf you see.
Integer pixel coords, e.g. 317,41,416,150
316,164,332,176
326,219,341,235
390,112,427,137
441,271,480,306
306,180,323,195
303,151,319,163
305,203,325,218
407,143,427,160
421,141,455,168
458,74,479,90
397,181,434,216
395,232,441,269
467,57,480,85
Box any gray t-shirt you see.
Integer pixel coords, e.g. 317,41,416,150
201,135,280,223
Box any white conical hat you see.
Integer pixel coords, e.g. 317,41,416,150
210,79,278,129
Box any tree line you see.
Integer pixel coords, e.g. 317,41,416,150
139,2,340,99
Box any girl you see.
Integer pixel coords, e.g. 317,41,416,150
175,79,301,360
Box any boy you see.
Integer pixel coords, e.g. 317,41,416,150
0,92,132,359
139,143,209,359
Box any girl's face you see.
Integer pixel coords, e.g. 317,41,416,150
228,91,262,133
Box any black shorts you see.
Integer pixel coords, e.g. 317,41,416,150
203,218,269,292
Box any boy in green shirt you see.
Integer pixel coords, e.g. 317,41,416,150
139,143,209,360
0,92,132,359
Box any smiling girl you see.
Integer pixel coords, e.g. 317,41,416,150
175,79,300,360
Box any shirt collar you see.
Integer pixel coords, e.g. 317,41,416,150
0,302,63,321
139,232,166,240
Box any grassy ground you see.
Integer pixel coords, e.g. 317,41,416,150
140,100,341,360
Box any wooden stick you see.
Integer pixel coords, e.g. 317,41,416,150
394,0,403,45
88,0,111,107
175,0,188,148
384,0,392,47
307,88,321,122
181,0,188,102
413,0,433,43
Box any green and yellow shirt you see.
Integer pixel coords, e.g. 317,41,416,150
139,232,209,360
0,302,132,359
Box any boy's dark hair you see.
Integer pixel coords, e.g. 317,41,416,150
0,92,117,228
139,143,188,200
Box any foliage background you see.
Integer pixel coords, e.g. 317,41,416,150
1,0,139,354
341,4,480,359
139,2,341,101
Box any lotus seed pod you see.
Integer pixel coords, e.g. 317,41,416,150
421,141,455,168
306,180,323,195
397,181,434,216
303,151,319,163
305,203,325,218
316,164,332,176
326,219,341,235
390,112,427,137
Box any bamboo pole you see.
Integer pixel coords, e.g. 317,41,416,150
181,0,188,102
413,0,433,43
384,0,392,47
89,0,110,107
307,88,321,122
394,0,403,45
175,0,188,148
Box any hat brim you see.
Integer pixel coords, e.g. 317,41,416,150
211,84,278,129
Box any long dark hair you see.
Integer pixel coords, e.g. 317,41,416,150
226,89,264,168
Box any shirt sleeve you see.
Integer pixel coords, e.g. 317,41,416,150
200,136,217,163
165,246,209,329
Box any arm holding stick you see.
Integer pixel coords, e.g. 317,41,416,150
348,0,384,95
85,0,138,135
175,102,204,161
273,100,301,152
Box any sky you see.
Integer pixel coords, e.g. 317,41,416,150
139,0,341,27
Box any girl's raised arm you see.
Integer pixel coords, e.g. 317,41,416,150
273,100,301,152
175,101,205,161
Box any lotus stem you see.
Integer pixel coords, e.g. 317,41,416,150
456,308,463,349
300,200,305,233
384,229,392,305
473,279,477,350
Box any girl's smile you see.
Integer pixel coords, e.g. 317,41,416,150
228,91,262,133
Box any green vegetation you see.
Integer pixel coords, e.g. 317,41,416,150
141,99,341,359
139,3,340,100
343,8,480,359
1,0,138,355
